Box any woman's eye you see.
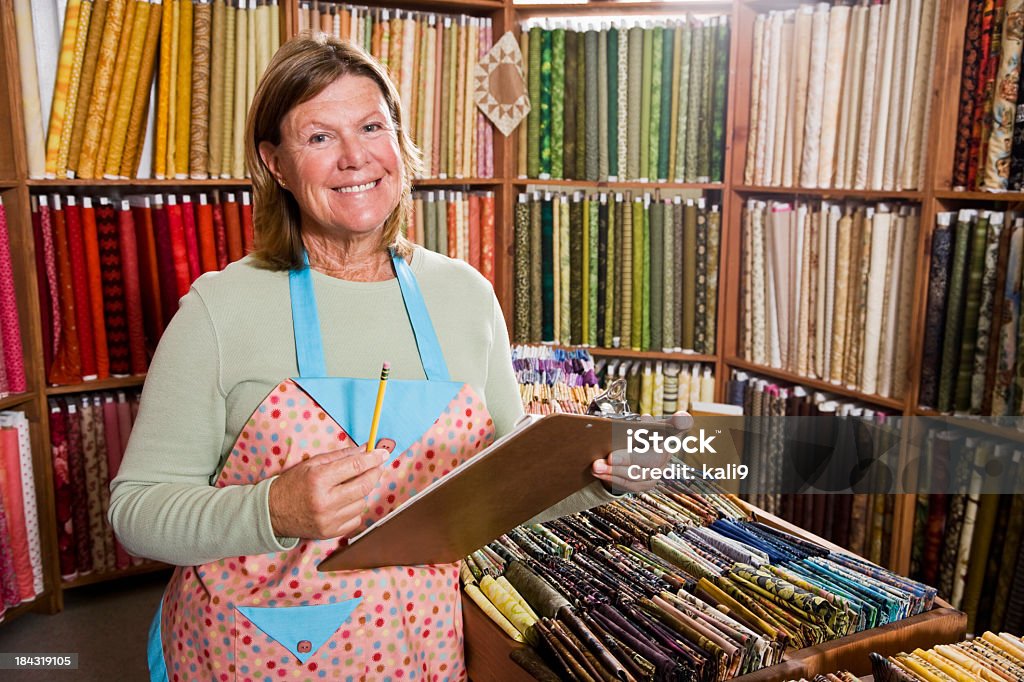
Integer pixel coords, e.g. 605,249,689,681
309,133,328,144
363,123,382,133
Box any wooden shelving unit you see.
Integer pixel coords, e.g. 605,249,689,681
61,561,170,590
45,376,148,396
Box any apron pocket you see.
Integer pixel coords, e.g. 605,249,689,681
235,598,362,664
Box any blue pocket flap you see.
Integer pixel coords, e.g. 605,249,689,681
236,598,362,663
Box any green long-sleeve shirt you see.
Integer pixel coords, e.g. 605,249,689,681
109,248,616,565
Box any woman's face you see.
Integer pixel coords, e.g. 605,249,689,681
259,74,402,242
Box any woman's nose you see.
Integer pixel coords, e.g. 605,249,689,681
336,134,368,169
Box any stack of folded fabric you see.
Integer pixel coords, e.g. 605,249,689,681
512,345,602,415
871,631,1024,680
596,358,713,415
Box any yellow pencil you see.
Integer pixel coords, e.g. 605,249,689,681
366,361,390,452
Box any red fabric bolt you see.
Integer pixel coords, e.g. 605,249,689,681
180,197,202,282
63,199,98,379
195,196,217,273
101,397,131,569
130,201,165,353
80,201,110,379
96,201,130,376
151,199,180,332
31,205,55,373
117,203,149,375
49,200,83,384
467,193,480,271
241,193,254,254
0,427,36,601
481,192,495,286
212,201,228,270
0,208,25,391
166,198,192,299
223,194,243,264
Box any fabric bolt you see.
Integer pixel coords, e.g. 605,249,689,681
710,19,728,183
589,199,599,346
56,0,92,179
231,0,247,178
559,197,571,344
0,211,25,392
831,213,853,383
64,401,92,575
638,28,652,181
44,0,84,178
800,5,829,188
208,0,226,177
154,0,175,178
77,398,106,572
869,0,898,191
884,0,909,191
103,0,149,178
617,28,628,180
120,0,162,178
526,26,540,178
706,209,720,354
854,4,882,190
1010,54,1024,188
675,23,691,182
837,6,867,189
650,201,664,351
687,21,704,183
129,199,162,354
96,201,129,376
761,13,781,186
937,212,974,411
530,196,542,342
585,30,599,181
861,210,891,395
992,224,1023,414
219,1,236,177
599,27,611,181
13,0,48,178
971,216,1005,412
541,197,554,341
696,206,709,354
34,201,62,380
745,16,765,186
621,199,632,348
683,202,697,350
649,26,663,182
562,30,576,180
627,26,642,180
698,21,714,182
189,1,212,179
62,200,97,380
608,28,619,179
818,7,851,188
968,0,1000,190
751,203,767,365
93,0,137,179
903,0,938,190
551,29,564,180
983,0,1024,189
955,0,987,187
955,213,992,412
539,30,551,178
78,200,108,380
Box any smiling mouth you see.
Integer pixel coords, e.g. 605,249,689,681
333,179,382,194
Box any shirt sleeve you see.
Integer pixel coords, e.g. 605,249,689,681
108,288,298,566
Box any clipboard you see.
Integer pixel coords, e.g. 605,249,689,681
318,413,622,571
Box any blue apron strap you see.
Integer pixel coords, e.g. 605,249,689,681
289,253,328,378
391,251,450,381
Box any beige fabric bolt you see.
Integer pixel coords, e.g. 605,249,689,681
830,211,853,382
883,0,908,191
896,0,922,186
232,0,247,178
855,3,881,190
869,1,896,191
745,15,766,186
762,12,783,186
797,203,812,375
861,208,892,395
787,7,813,187
751,201,767,365
823,204,840,379
799,4,828,188
773,17,792,186
878,212,904,397
818,6,850,188
474,31,530,137
754,17,772,186
903,0,938,189
837,6,867,189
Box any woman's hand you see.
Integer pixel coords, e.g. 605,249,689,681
268,439,395,539
591,412,693,494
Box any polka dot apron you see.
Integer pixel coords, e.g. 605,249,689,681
147,252,496,681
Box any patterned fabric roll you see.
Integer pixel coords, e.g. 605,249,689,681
96,200,129,375
968,0,1000,190
550,29,564,180
800,6,828,188
983,0,1024,190
830,213,853,382
674,200,684,347
620,198,632,348
706,208,720,354
212,202,227,269
596,198,607,346
0,209,26,392
710,19,728,183
526,26,540,178
57,0,93,178
649,200,663,350
869,0,897,191
65,399,93,574
575,35,585,179
1010,58,1024,189
231,0,247,178
78,398,105,571
919,218,953,407
120,0,163,178
598,28,610,181
539,30,551,178
63,199,97,379
854,4,882,190
630,200,643,349
562,31,576,180
648,27,662,181
95,0,137,179
189,0,212,179
657,27,672,182
638,28,652,180
675,23,691,182
104,0,150,178
971,216,1005,411
955,212,992,411
955,0,986,188
48,403,76,577
686,21,702,182
45,0,84,178
937,212,974,411
568,195,582,344
76,0,125,178
530,196,542,342
208,0,226,177
602,198,614,345
541,197,553,341
818,7,851,188
585,30,599,181
588,199,599,346
695,204,707,353
992,223,1023,414
626,27,642,180
861,210,891,394
682,201,696,350
222,193,242,263
617,28,628,181
745,16,764,186
13,0,48,178
79,199,108,379
129,199,162,353
240,193,253,253
662,201,674,350
165,198,190,298
607,28,619,179
219,1,236,177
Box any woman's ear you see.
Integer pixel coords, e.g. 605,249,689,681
258,141,286,188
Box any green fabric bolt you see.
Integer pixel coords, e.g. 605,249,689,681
627,27,643,180
650,26,663,182
707,208,720,353
559,197,571,343
436,196,449,260
698,20,713,182
650,199,664,351
659,26,674,182
541,196,554,340
940,212,974,410
632,199,644,349
563,30,577,180
605,197,616,345
711,18,729,183
618,198,629,346
640,28,653,180
696,204,708,353
576,34,587,180
598,29,609,181
669,26,683,182
570,195,583,345
589,198,600,345
551,29,565,180
643,198,651,351
540,29,553,177
956,212,993,411
585,30,599,181
597,198,608,346
424,194,437,253
529,195,542,342
676,23,692,182
527,26,541,178
674,201,684,347
514,198,531,342
617,29,629,180
582,196,590,342
663,200,675,350
608,28,619,179
683,201,697,349
686,22,703,183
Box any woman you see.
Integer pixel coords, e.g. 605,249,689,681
110,34,642,680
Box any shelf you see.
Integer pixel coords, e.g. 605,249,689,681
726,357,906,410
46,375,146,396
934,188,1024,202
588,347,718,363
62,561,170,590
912,407,1024,443
27,178,251,188
515,178,724,191
735,185,924,201
0,594,48,627
376,0,504,11
0,392,35,411
513,1,734,15
412,177,501,187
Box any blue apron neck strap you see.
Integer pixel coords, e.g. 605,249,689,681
288,250,450,381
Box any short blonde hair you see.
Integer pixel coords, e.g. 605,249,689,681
245,32,422,270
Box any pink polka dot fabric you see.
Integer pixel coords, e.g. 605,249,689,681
158,379,495,681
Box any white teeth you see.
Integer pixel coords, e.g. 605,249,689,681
335,180,377,194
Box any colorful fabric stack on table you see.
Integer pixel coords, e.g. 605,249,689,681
19,0,281,180
47,391,145,582
514,192,720,353
919,209,1024,415
953,0,1024,191
0,410,44,622
0,201,28,397
595,358,714,416
512,345,604,416
727,371,899,568
744,1,938,191
739,199,919,401
299,2,495,180
462,482,937,680
408,190,496,286
907,428,1024,635
783,674,859,682
32,191,253,386
517,15,729,183
870,631,1024,680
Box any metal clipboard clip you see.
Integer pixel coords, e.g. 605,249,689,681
586,378,641,421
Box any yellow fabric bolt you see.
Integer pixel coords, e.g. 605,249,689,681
208,0,226,177
246,0,256,113
174,0,193,177
463,583,524,643
479,575,536,641
104,0,150,177
495,576,540,622
254,2,270,80
95,0,138,178
57,0,93,178
220,0,236,178
231,0,247,178
154,0,174,178
77,0,127,179
67,0,109,175
165,0,181,177
121,0,163,177
46,0,84,178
